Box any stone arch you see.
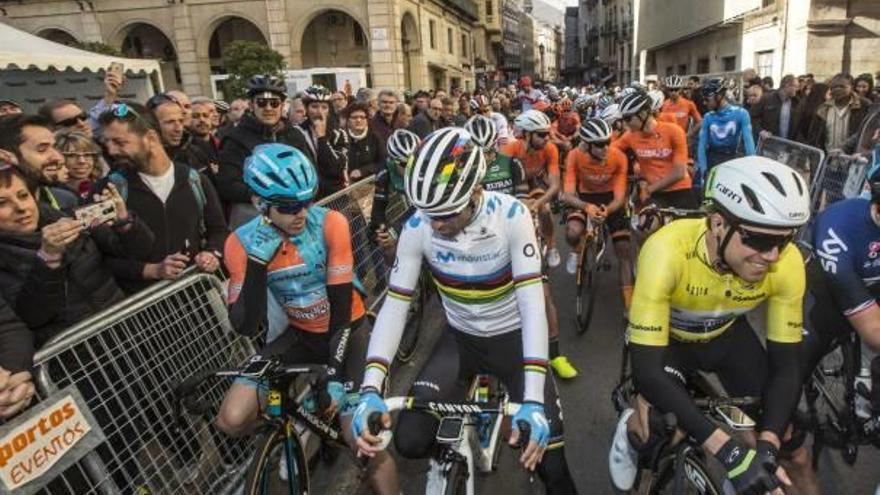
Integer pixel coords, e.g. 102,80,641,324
34,27,79,46
111,21,180,88
201,14,269,74
297,8,370,75
400,11,423,90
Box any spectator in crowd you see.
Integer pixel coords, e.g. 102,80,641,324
331,91,349,114
454,94,472,126
412,90,430,115
685,76,702,101
99,102,226,293
346,102,381,182
86,70,125,139
0,100,22,116
472,95,511,147
807,73,872,151
227,98,249,126
394,102,413,130
213,100,229,129
751,74,804,141
744,82,764,113
742,68,758,85
189,97,222,173
799,82,829,142
371,89,398,154
762,76,775,92
408,97,443,138
217,75,290,227
167,90,193,127
0,114,78,212
517,76,543,112
39,99,93,139
55,130,103,201
0,162,154,346
0,297,35,418
288,85,350,199
288,97,307,127
440,97,456,126
855,73,875,102
146,93,216,176
356,87,378,118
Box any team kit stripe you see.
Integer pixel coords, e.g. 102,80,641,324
365,358,390,375
429,263,513,289
433,278,515,305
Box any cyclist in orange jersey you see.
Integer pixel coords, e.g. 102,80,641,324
563,119,635,310
661,75,702,144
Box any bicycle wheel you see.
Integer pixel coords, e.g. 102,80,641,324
396,273,430,362
807,337,861,465
443,459,469,495
243,425,310,495
575,239,600,334
648,448,724,495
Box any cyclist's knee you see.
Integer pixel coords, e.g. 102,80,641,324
393,411,437,458
216,384,260,437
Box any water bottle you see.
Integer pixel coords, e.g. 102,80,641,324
855,349,878,420
475,377,493,448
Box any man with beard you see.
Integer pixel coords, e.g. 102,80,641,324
99,102,227,293
189,97,221,173
145,93,217,177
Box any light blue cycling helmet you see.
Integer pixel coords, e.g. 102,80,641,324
244,143,318,202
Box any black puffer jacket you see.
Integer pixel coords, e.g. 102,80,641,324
0,205,154,346
216,113,289,204
0,293,33,372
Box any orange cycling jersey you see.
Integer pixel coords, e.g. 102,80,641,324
613,122,691,191
225,210,365,333
564,146,628,196
501,139,560,183
661,97,702,132
657,112,677,125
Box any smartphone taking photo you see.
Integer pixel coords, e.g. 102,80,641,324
74,200,117,228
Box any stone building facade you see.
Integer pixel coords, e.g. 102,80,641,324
2,0,485,96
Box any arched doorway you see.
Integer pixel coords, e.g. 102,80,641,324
301,10,369,74
119,23,180,88
36,28,78,46
208,17,267,74
400,13,422,90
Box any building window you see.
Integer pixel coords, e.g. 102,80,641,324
461,33,468,58
721,55,736,72
697,57,709,74
666,66,673,76
448,28,454,54
429,20,436,49
677,63,687,74
354,27,366,47
755,50,773,77
486,0,493,19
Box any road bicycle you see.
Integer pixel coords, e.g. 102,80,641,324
612,369,763,494
174,359,363,495
573,214,611,334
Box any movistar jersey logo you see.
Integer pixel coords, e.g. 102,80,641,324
435,250,502,263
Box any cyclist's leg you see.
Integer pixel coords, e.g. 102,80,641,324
606,208,634,310
487,329,579,494
393,328,469,458
564,211,586,249
337,321,400,495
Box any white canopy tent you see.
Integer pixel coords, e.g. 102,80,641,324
0,22,163,113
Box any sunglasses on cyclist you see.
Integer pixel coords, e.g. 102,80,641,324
534,131,550,139
256,98,282,109
146,92,180,111
736,226,794,253
55,112,88,128
270,200,312,215
590,141,611,148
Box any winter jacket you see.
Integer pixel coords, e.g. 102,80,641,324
0,293,33,372
347,130,382,179
287,120,350,199
807,94,873,150
751,90,804,141
216,113,290,204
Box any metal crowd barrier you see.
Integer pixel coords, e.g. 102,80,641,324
10,175,409,495
809,152,870,213
756,135,828,209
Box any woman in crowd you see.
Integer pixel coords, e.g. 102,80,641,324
855,73,876,103
346,102,382,181
799,82,830,143
0,164,154,347
55,130,103,201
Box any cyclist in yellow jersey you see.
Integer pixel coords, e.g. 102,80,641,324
609,156,811,495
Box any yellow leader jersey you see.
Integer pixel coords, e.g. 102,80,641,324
628,219,805,346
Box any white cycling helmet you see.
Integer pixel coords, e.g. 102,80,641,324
464,115,498,150
599,104,623,124
404,127,486,217
619,91,652,117
387,129,420,163
648,90,665,112
579,118,612,143
514,109,551,132
704,156,811,229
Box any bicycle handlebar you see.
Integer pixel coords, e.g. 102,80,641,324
380,396,522,416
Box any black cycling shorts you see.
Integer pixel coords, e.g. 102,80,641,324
566,191,630,237
652,188,698,210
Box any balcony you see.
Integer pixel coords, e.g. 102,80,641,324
442,0,479,22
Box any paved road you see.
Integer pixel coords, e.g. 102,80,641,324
314,227,880,494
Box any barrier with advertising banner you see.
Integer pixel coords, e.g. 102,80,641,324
2,176,407,494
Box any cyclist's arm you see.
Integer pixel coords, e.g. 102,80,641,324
511,157,530,200
561,150,581,206
740,108,757,156
325,211,357,375
628,234,719,444
605,149,628,214
762,247,807,442
696,118,709,173
361,221,424,392
224,234,268,337
533,145,561,208
689,101,703,126
647,126,688,194
507,200,549,403
369,167,391,232
847,304,880,352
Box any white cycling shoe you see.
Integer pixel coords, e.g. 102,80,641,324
565,252,578,274
609,408,638,492
547,247,561,268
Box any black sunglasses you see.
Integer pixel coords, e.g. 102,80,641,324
590,141,610,148
736,226,794,253
256,98,282,109
55,112,88,128
534,131,550,138
271,199,312,215
146,92,180,111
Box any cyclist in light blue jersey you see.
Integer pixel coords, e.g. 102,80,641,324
696,78,756,189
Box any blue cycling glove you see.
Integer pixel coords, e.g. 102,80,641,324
243,219,283,264
327,381,346,407
512,401,550,448
351,390,388,439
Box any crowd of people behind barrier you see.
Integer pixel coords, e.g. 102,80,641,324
0,62,878,491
